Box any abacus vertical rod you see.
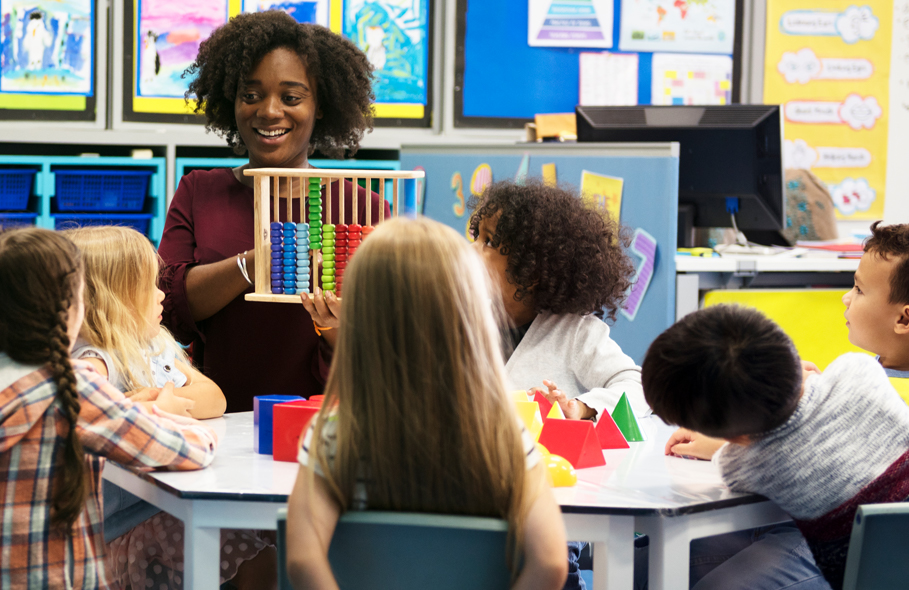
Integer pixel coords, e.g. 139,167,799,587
392,178,399,218
325,175,331,225
285,177,291,222
273,176,279,222
254,174,271,294
366,177,372,227
378,177,385,223
339,177,346,225
352,177,358,223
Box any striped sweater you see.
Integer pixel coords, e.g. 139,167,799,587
717,353,909,589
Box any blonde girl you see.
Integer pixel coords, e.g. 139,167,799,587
287,218,568,589
66,226,273,590
0,227,215,589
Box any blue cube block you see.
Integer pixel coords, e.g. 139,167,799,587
254,395,304,454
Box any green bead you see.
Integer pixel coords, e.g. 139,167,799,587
322,247,335,255
322,239,335,247
323,269,335,277
310,242,323,250
321,282,336,290
322,224,335,232
323,261,335,269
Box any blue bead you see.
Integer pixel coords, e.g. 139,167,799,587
283,267,296,275
283,252,295,260
271,251,282,259
296,223,309,231
270,237,281,245
271,280,282,287
270,230,282,238
271,274,282,281
283,237,296,246
283,273,296,281
270,222,282,230
296,260,311,268
283,222,296,230
296,274,310,282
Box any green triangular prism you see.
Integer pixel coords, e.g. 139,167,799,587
611,392,645,442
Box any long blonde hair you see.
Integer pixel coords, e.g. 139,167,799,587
310,217,537,574
63,226,186,391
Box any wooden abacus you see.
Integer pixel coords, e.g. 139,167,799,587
243,168,425,304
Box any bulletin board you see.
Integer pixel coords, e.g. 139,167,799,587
121,0,432,126
455,0,745,128
0,0,98,121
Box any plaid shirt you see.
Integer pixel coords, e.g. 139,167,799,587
0,357,216,589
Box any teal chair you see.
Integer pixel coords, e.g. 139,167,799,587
276,508,512,589
842,503,909,590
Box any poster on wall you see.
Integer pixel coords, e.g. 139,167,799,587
343,0,429,120
0,0,93,95
650,52,732,105
618,0,735,55
242,0,328,25
528,0,614,48
764,1,891,220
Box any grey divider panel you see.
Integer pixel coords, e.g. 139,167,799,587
401,143,679,365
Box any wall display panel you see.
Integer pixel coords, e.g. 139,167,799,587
122,0,432,126
0,0,97,120
455,0,743,128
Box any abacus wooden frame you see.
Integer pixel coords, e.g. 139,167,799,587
243,167,425,304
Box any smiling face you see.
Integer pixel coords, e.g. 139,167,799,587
843,251,907,359
234,47,321,170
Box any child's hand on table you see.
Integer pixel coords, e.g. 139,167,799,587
151,403,219,446
665,428,725,460
153,382,195,418
126,386,161,403
532,380,596,420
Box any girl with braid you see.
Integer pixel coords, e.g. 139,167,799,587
0,227,217,589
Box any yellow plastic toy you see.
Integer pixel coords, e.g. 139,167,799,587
889,377,909,406
511,390,531,403
546,403,565,419
546,454,578,487
515,400,544,441
536,442,550,456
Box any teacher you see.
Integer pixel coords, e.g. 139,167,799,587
159,12,388,411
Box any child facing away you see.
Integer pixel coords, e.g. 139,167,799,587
643,304,909,590
286,217,569,589
0,227,217,589
468,180,649,421
843,221,909,380
64,226,274,590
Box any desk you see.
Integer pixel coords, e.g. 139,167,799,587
103,413,788,590
676,255,859,321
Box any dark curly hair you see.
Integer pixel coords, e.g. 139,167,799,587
185,11,374,158
468,180,635,320
864,220,909,305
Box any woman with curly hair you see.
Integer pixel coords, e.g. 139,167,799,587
158,11,389,412
469,180,649,424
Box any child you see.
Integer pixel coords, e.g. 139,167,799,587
286,218,568,589
0,227,216,588
468,180,648,421
843,221,909,379
643,304,909,590
64,226,272,590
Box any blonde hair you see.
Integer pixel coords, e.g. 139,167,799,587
63,226,186,391
310,217,538,575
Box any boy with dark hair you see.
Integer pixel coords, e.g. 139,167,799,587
844,220,909,378
643,304,909,590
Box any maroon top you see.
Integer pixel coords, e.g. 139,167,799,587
158,168,390,412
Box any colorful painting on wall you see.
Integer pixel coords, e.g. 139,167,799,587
241,0,329,26
343,0,428,118
0,0,93,95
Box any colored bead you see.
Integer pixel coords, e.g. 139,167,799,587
283,236,296,244
322,282,335,290
270,237,281,245
322,268,335,277
283,252,295,260
323,261,335,269
271,251,282,259
335,256,347,263
283,222,295,230
296,223,309,231
283,273,296,281
270,222,281,230
309,242,322,250
283,264,296,272
270,229,282,238
349,224,362,232
322,247,335,255
336,224,348,231
297,263,311,270
322,224,335,232
309,212,321,221
271,280,282,288
322,238,335,246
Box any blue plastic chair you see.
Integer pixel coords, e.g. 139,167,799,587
842,503,909,590
276,508,511,589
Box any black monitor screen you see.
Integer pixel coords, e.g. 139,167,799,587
576,105,784,238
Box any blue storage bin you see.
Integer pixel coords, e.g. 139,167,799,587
55,169,153,212
0,212,38,228
54,214,154,235
0,169,38,211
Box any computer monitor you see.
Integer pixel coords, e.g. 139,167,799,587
576,105,785,245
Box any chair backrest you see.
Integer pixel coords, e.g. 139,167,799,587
277,508,511,590
842,503,909,590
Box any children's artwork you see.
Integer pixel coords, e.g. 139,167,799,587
579,52,638,106
343,0,428,107
618,0,735,55
580,170,623,222
528,0,614,48
650,52,732,105
136,0,228,99
765,0,891,220
0,0,93,95
241,0,328,25
469,163,492,196
620,228,656,322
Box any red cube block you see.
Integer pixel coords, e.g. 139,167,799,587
273,401,321,462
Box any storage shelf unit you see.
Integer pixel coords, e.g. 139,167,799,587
0,156,166,242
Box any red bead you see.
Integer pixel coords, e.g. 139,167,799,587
335,224,348,232
349,223,362,232
348,233,361,239
335,256,348,263
335,246,348,254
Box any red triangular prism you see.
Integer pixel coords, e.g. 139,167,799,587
595,411,630,449
532,391,553,418
538,419,606,469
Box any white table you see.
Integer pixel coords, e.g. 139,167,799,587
103,412,788,590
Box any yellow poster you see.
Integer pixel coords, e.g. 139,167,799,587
580,170,624,222
764,1,891,220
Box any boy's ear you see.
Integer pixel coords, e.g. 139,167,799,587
896,305,909,336
725,434,752,446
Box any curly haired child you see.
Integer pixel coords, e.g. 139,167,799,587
0,227,216,588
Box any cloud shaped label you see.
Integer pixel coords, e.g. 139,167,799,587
784,139,818,169
778,48,873,84
780,6,878,43
784,95,882,130
829,177,876,216
784,140,872,169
